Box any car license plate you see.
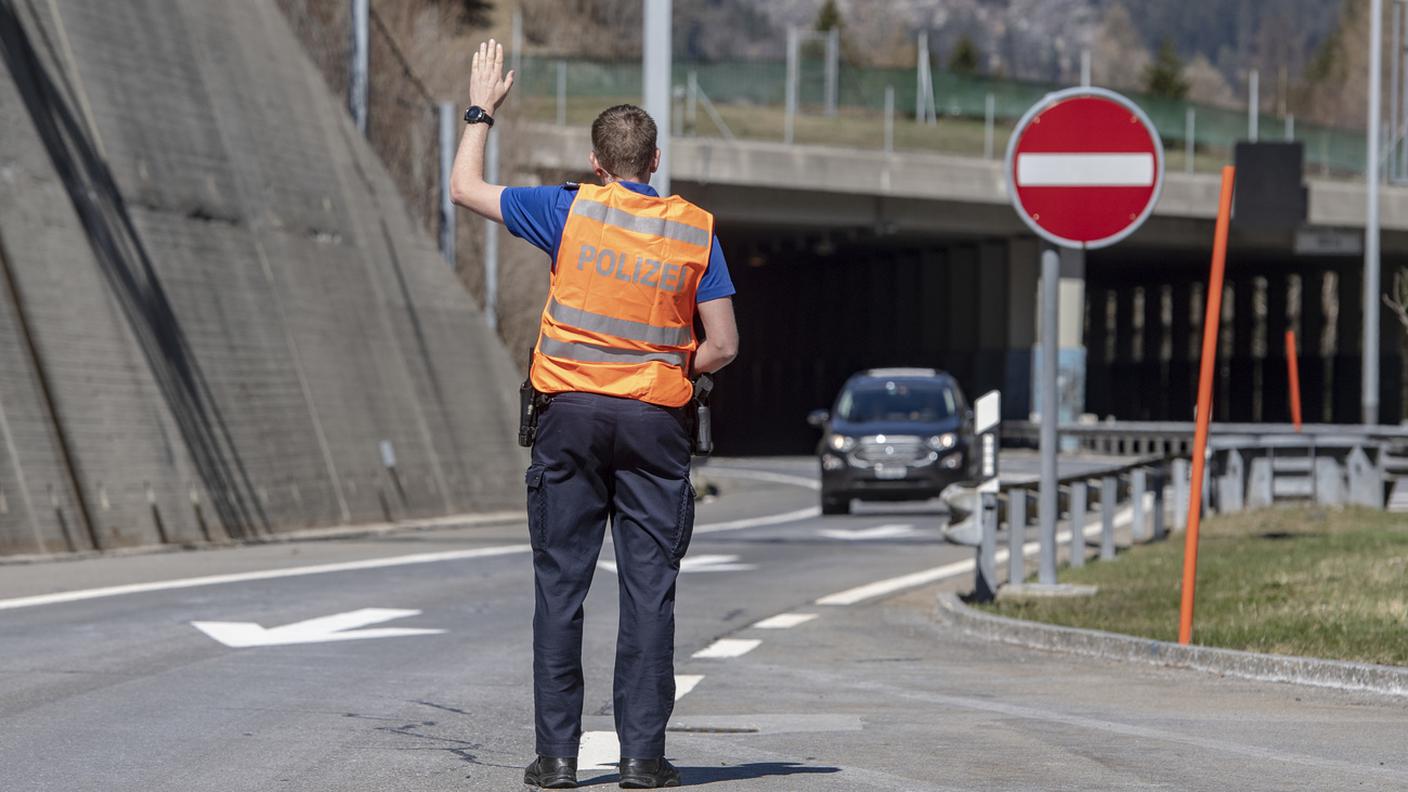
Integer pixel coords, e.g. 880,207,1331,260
875,465,907,480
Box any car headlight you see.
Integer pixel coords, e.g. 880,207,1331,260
828,434,857,452
927,433,958,451
821,454,846,471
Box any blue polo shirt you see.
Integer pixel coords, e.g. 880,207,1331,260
499,181,736,304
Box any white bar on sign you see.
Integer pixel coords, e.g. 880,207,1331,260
1016,153,1155,187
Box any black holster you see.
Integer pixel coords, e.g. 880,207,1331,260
690,374,714,456
518,378,540,448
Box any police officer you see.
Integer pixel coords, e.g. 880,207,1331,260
450,41,739,789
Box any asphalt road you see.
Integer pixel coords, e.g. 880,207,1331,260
1,456,1404,791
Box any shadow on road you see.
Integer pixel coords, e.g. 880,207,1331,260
581,762,841,787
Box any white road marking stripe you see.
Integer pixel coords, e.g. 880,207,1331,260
0,544,531,612
819,523,915,541
577,731,619,772
675,674,704,700
696,467,820,491
0,499,819,611
816,504,1137,606
693,506,820,535
751,613,817,629
191,608,444,648
599,554,756,575
1016,152,1155,187
693,638,762,658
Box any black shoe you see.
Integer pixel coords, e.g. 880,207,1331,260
618,757,681,789
524,756,578,789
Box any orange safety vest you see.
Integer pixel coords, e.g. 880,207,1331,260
530,182,714,408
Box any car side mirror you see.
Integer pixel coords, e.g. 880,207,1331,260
807,409,830,428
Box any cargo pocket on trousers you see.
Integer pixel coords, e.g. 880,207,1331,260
525,465,547,550
670,481,696,563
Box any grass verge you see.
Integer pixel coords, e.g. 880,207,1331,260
982,507,1408,667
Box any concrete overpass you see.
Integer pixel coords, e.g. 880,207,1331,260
516,124,1408,453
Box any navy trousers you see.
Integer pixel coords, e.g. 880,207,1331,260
525,391,695,759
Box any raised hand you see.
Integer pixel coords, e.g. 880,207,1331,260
470,38,515,114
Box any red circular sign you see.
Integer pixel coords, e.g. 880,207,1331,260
1005,88,1164,249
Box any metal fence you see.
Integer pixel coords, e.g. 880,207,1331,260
515,54,1368,176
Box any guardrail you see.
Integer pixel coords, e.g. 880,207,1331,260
971,422,1408,599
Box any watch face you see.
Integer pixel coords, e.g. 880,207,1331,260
464,106,491,125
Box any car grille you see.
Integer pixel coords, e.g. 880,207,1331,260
851,435,928,465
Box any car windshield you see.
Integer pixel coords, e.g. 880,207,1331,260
836,380,957,424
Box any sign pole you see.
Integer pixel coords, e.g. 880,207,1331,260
1038,246,1061,585
1179,165,1236,646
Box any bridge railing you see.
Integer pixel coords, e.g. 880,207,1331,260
971,422,1405,597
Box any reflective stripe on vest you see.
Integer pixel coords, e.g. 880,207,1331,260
546,298,692,347
531,182,714,408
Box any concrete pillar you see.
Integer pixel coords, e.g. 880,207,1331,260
1032,246,1086,430
1005,238,1039,420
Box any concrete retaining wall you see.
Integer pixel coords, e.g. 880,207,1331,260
0,0,523,555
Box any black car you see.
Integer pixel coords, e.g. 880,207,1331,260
807,368,976,515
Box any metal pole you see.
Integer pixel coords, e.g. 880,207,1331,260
1069,481,1087,568
349,0,369,135
1009,490,1026,585
984,93,995,159
1131,468,1148,541
1038,247,1060,585
1186,107,1196,174
1100,475,1117,560
784,26,799,145
916,32,925,124
556,60,567,127
687,70,698,135
1080,48,1091,87
510,6,523,78
1367,0,1384,425
484,130,500,330
883,84,894,154
1392,0,1401,179
437,102,456,268
1400,2,1408,181
1248,69,1259,142
824,27,840,117
1285,113,1295,141
643,0,672,195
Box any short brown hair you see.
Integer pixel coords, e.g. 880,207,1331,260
591,104,657,182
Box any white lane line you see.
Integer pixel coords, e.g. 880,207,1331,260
0,544,531,612
751,612,817,629
599,554,757,575
819,523,915,541
577,731,619,772
1,496,820,612
1016,152,1156,187
675,674,704,700
816,504,1137,606
697,467,820,491
693,506,820,535
693,638,762,659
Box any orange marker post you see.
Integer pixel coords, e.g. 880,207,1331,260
1285,330,1303,432
1179,165,1236,647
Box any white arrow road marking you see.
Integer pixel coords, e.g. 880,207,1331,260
693,638,761,659
819,523,915,541
751,612,817,629
191,608,444,648
598,554,756,575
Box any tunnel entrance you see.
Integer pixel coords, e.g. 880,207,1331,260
712,230,1032,456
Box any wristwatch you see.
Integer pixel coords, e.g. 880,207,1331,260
464,105,494,127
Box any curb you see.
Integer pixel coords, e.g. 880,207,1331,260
935,591,1408,698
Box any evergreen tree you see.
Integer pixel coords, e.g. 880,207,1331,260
1143,38,1190,100
949,35,981,75
815,0,842,32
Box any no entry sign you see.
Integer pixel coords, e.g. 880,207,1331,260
1005,87,1165,250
